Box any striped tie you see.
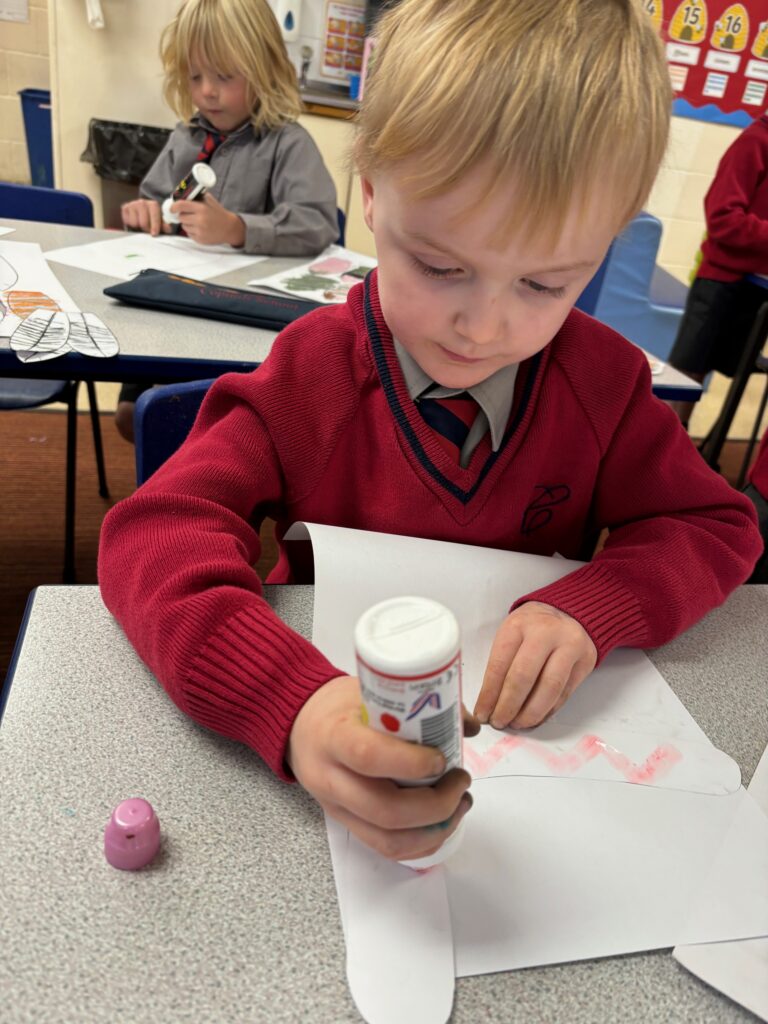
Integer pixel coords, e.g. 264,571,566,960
196,131,227,163
418,389,479,463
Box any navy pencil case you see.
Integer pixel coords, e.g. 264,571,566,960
104,268,321,329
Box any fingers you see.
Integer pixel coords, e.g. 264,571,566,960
326,789,473,862
462,704,481,737
336,715,446,781
474,604,597,730
322,764,471,833
146,200,162,236
121,200,161,235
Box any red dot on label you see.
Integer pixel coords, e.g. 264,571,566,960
380,713,400,732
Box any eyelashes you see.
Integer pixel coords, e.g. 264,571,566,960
411,257,566,298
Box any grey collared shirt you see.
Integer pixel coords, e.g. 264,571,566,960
394,340,519,468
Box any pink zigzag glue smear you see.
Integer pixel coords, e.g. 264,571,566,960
463,733,683,785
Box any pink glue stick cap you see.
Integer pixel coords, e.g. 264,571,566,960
104,798,161,870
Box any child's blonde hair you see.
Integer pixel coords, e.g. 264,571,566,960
161,0,301,131
356,0,672,240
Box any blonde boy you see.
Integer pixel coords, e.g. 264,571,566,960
100,0,761,864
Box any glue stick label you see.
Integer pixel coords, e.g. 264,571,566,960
355,597,463,786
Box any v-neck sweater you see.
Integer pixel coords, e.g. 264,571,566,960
99,271,761,779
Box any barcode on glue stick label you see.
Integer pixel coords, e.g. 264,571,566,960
358,652,462,774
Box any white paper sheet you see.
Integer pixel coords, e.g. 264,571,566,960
338,816,456,1024
248,244,376,303
287,523,768,1011
44,232,267,281
674,743,768,1022
0,226,15,237
0,241,80,339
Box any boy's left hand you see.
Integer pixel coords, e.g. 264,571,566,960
171,193,245,247
474,602,597,729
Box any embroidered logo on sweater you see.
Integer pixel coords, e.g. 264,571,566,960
522,484,571,534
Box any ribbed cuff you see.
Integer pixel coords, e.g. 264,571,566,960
183,602,342,780
512,562,649,661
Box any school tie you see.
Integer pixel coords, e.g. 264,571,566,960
195,130,227,163
417,388,480,463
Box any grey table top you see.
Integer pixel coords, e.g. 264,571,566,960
0,218,305,381
0,218,700,398
2,584,766,1024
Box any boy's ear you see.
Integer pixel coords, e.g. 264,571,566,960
360,176,375,232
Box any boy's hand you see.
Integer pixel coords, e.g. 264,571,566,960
287,675,473,862
474,602,597,729
121,198,166,236
171,193,245,247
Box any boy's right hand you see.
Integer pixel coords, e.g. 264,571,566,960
121,198,166,236
287,675,473,862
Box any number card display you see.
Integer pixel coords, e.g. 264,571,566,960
648,0,768,122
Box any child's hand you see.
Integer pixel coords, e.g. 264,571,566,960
474,602,597,729
287,675,473,861
121,198,166,236
171,193,245,247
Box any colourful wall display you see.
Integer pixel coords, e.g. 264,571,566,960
650,0,768,124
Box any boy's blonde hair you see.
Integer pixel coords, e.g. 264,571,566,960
356,0,672,240
161,0,301,131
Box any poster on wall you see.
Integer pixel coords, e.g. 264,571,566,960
320,1,365,81
649,0,768,123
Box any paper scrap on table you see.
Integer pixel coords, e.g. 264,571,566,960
44,232,267,281
674,741,768,1022
248,244,376,303
0,227,15,237
0,240,81,339
285,522,768,1016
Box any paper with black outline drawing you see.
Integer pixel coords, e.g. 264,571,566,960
11,309,119,363
285,522,768,1005
0,241,80,339
0,241,119,360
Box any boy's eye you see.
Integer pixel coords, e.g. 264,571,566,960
218,74,233,82
411,257,461,280
523,278,566,298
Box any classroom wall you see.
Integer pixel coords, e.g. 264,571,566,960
0,0,748,275
0,0,50,184
645,115,741,283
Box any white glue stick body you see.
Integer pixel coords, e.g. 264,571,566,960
161,162,217,225
354,596,465,870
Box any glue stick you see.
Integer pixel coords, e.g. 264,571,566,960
354,596,465,868
161,162,217,225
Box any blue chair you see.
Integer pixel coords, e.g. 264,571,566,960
0,181,107,582
574,212,688,362
0,181,94,227
134,379,217,486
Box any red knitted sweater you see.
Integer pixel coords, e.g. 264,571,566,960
699,115,768,281
98,273,761,778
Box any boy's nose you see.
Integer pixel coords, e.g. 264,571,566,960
454,298,506,347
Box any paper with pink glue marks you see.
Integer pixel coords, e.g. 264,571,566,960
287,523,768,1020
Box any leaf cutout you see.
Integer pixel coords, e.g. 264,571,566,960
11,308,71,363
66,312,119,358
0,254,18,292
7,290,61,318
